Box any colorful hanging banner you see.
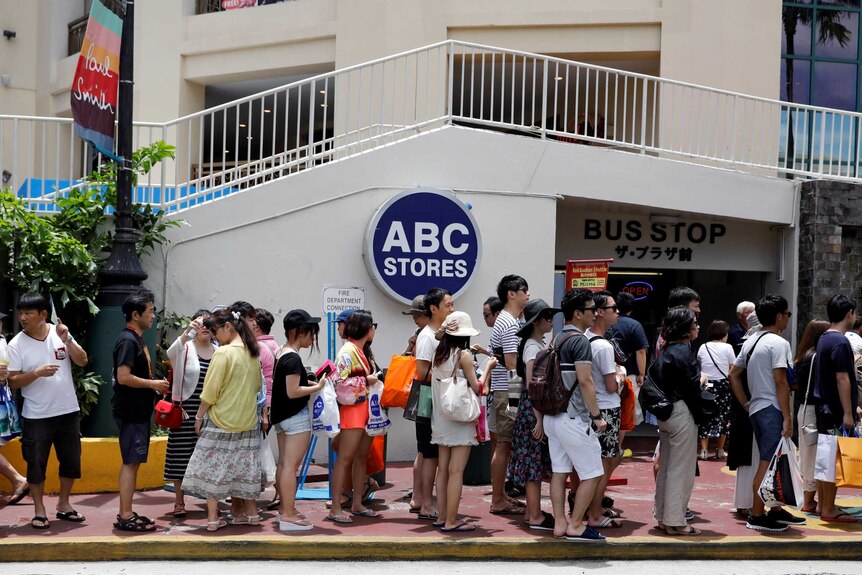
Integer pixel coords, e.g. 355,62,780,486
70,0,123,161
565,259,614,292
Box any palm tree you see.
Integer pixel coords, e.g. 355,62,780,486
783,1,859,170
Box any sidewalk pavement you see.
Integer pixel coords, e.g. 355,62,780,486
2,437,862,562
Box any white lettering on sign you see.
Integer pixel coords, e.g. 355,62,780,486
382,257,468,278
380,221,473,254
322,287,366,313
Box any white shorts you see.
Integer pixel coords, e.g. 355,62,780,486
273,405,311,435
543,413,604,480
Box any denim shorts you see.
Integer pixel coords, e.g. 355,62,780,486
750,405,783,462
273,405,312,435
114,417,151,465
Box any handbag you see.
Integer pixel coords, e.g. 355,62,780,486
154,394,185,429
404,361,433,424
758,436,804,508
799,353,819,446
0,384,22,441
638,356,673,422
381,354,416,409
439,351,481,423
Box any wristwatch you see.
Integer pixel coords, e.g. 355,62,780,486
590,412,603,420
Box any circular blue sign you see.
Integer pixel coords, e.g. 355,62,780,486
364,189,482,304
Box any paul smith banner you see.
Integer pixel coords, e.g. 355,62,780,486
560,212,777,271
71,0,122,160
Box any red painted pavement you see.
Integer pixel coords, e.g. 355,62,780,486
2,437,862,541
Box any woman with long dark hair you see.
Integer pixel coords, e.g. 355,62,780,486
326,310,380,524
507,299,556,530
182,309,263,531
271,310,327,531
794,319,830,513
164,309,216,518
431,311,494,532
652,306,702,536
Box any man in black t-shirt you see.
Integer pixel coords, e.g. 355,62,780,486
112,291,169,532
814,294,861,523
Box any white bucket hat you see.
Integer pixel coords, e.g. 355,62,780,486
444,310,480,338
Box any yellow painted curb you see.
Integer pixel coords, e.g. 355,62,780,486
0,437,166,494
2,535,862,562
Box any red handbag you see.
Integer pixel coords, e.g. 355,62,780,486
154,395,184,429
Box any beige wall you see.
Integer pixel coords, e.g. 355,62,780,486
3,0,782,123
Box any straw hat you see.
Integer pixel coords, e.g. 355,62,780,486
444,311,480,338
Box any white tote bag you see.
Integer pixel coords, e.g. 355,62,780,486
311,378,341,439
366,380,391,436
814,433,838,483
438,353,481,423
757,437,804,508
259,433,276,487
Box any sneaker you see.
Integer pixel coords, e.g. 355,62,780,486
746,514,789,532
685,509,695,521
768,507,806,525
564,526,606,542
698,450,709,460
716,448,727,459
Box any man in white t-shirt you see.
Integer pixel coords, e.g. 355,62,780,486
729,294,805,533
411,288,454,519
489,274,529,515
8,293,88,529
584,291,623,528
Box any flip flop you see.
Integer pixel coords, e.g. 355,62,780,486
821,512,859,523
417,512,438,520
8,485,29,505
588,516,622,529
409,507,421,514
324,513,354,524
352,509,381,518
56,509,86,522
432,521,445,528
602,508,621,519
490,503,525,515
529,512,556,531
266,498,281,511
664,525,701,536
440,521,476,532
30,516,50,530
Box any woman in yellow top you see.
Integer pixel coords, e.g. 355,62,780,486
182,309,263,531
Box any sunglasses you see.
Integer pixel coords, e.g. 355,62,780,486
578,306,597,313
482,312,493,319
598,305,618,312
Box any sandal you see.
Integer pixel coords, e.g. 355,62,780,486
664,525,701,536
266,497,281,511
8,484,29,506
490,503,525,515
440,521,476,532
324,513,354,524
114,513,157,532
588,516,622,529
56,509,86,522
229,513,261,526
206,518,228,532
170,504,186,518
602,508,621,519
30,516,50,530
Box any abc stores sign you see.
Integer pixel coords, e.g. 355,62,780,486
364,189,482,304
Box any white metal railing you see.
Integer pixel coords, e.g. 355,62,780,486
4,40,862,215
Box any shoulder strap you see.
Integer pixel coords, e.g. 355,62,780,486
554,330,581,351
743,332,771,368
588,335,604,343
802,352,816,416
703,342,728,380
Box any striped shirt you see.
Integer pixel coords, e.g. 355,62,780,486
490,310,522,393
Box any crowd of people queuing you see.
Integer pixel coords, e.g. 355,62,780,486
0,277,860,539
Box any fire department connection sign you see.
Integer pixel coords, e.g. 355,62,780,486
364,189,482,305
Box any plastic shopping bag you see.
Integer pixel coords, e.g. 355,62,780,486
311,378,341,438
381,354,415,409
0,385,22,442
366,380,391,437
758,437,803,508
475,400,490,443
814,433,838,483
260,433,276,487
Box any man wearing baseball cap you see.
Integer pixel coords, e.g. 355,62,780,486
402,296,429,356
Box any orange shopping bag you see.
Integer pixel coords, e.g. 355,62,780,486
836,435,862,488
381,354,416,409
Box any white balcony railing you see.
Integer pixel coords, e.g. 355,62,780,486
3,40,861,215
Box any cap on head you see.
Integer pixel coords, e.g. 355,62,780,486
402,295,426,315
283,309,321,331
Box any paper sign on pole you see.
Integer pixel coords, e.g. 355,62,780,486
565,259,614,292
